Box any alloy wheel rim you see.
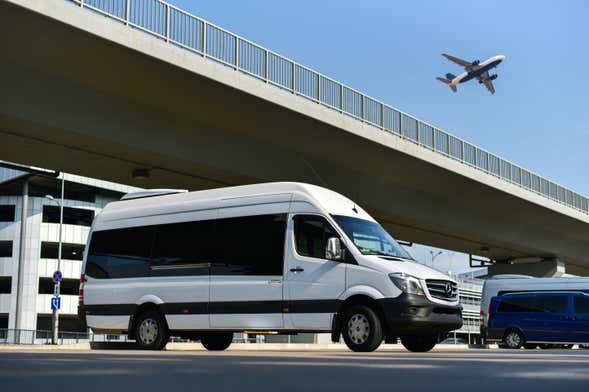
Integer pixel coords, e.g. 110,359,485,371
139,318,159,344
348,314,370,345
506,332,521,348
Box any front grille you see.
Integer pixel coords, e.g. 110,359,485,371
426,279,458,301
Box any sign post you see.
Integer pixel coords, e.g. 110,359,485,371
46,176,64,345
52,269,62,344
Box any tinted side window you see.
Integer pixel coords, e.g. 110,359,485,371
537,296,567,313
497,297,539,313
574,296,589,314
497,296,567,313
212,214,286,276
293,215,338,259
86,226,154,279
151,220,215,276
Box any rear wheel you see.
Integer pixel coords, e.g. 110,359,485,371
201,332,233,351
503,329,524,349
401,335,437,352
134,309,169,350
341,305,383,352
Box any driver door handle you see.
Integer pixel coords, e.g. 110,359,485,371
290,267,304,273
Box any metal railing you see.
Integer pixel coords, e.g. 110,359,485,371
0,328,133,345
66,0,589,214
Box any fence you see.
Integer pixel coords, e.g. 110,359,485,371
66,0,589,214
0,328,134,345
0,328,259,345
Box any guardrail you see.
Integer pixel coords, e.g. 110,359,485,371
66,0,588,214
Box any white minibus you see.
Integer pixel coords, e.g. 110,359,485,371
78,183,462,352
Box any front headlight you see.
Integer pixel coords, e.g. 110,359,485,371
389,273,425,296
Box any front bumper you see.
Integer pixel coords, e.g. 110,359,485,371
378,293,463,335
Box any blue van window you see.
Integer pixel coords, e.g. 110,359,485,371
539,296,568,313
574,296,589,314
497,295,567,313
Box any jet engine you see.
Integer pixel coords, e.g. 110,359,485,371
471,60,480,66
488,74,498,81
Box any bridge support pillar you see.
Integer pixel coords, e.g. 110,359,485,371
487,258,566,277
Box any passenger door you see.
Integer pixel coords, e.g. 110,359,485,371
533,294,570,343
571,295,589,343
283,214,347,330
209,196,290,329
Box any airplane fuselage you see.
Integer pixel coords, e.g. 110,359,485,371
451,55,505,85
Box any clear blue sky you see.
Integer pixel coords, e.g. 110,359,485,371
166,0,588,272
169,0,588,195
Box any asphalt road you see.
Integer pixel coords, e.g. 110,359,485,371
1,348,588,391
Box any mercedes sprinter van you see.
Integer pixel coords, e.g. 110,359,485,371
78,183,462,352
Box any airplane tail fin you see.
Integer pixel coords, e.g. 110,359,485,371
436,77,457,92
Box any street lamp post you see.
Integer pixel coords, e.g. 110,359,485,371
45,176,64,345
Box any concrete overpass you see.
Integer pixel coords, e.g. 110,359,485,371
1,0,588,275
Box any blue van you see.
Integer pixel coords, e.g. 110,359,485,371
486,292,589,348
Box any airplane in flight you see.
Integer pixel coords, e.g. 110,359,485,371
436,54,505,94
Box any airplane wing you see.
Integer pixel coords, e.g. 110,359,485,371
476,71,496,94
483,79,495,94
442,53,472,67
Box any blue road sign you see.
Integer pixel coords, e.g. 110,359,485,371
51,297,61,311
52,270,62,284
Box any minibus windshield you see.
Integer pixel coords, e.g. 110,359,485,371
331,215,412,260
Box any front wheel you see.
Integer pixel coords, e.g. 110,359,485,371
341,305,383,352
401,335,437,352
134,310,169,350
201,332,233,351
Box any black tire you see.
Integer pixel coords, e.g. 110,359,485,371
134,309,169,350
341,305,383,352
524,343,538,350
400,335,437,352
201,332,233,351
539,343,552,349
503,329,525,349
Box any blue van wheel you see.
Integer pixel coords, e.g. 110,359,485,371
503,329,524,349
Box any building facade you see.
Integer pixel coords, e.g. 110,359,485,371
0,165,138,332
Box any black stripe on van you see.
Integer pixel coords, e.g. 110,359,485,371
83,300,341,316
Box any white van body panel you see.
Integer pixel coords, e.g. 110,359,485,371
338,285,387,301
481,276,589,327
137,294,165,305
82,182,459,335
86,315,129,330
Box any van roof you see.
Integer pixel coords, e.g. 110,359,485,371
96,182,374,227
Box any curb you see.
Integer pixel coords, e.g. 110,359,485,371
0,343,476,351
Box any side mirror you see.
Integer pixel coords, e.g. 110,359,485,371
325,237,343,261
